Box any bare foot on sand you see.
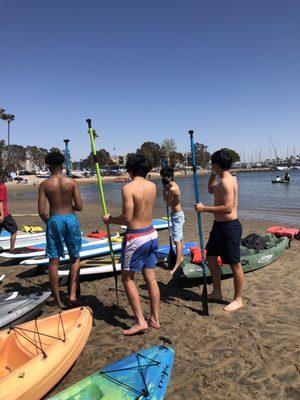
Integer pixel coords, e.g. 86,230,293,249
123,322,148,336
224,299,243,312
146,318,161,330
208,291,223,301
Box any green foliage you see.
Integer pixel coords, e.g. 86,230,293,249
161,138,177,158
137,141,161,167
195,143,211,168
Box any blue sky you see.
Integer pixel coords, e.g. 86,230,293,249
1,0,299,161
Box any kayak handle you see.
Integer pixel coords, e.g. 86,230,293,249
241,259,249,266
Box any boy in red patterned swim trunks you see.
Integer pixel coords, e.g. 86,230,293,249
103,154,160,335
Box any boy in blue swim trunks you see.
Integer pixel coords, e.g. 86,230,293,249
103,154,160,335
38,151,83,308
195,149,244,312
160,166,185,276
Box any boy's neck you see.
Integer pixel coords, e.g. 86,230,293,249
217,170,231,179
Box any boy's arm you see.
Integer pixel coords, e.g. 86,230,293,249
207,172,218,194
196,180,234,214
105,186,134,225
38,183,49,223
0,202,4,222
73,180,83,211
166,187,175,207
162,186,168,202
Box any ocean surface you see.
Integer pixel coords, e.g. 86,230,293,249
79,170,300,225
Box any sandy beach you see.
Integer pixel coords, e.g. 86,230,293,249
1,185,299,399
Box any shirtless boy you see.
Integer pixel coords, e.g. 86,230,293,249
102,154,160,335
38,151,83,308
195,149,244,312
160,166,185,276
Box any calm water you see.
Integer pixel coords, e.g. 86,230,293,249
9,171,299,225
79,170,300,225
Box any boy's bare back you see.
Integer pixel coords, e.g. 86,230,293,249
213,174,238,222
122,178,156,230
38,175,82,216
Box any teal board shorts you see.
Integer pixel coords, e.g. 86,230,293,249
46,214,81,260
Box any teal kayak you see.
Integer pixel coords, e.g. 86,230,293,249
172,234,290,281
49,344,174,399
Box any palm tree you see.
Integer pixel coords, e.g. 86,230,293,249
1,113,15,146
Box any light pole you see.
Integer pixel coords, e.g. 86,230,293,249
64,139,70,177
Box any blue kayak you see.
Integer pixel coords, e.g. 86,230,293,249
49,344,174,399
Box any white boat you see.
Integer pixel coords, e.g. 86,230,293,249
276,166,290,171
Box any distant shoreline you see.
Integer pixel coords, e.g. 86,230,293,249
5,167,282,190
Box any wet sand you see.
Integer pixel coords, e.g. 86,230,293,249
1,186,299,399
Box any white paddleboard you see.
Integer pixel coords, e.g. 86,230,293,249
20,241,123,266
0,235,119,260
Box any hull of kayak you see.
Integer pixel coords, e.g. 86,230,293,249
49,344,174,400
173,235,290,281
271,180,289,183
0,291,51,329
0,307,93,400
0,292,18,302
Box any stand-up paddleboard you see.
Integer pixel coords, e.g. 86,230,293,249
0,291,18,302
121,218,170,231
0,236,115,259
0,274,4,283
20,241,123,266
0,291,51,329
56,242,198,277
0,230,46,251
49,343,174,400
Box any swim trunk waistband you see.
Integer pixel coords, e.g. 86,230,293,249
49,213,77,219
213,219,239,226
125,225,155,240
171,210,184,217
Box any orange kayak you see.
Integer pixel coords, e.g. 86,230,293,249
0,306,93,400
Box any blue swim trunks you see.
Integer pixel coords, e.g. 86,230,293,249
121,225,158,273
46,214,81,260
171,211,185,242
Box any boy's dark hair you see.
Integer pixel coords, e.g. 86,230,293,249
211,149,233,170
0,170,8,183
126,154,153,178
45,151,65,166
160,166,174,180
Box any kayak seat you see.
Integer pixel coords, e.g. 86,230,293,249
0,333,33,377
240,247,255,257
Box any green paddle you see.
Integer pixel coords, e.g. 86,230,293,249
86,119,119,306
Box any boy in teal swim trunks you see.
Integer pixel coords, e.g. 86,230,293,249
38,151,83,308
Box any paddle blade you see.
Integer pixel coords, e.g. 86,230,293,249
167,246,177,270
201,276,209,316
